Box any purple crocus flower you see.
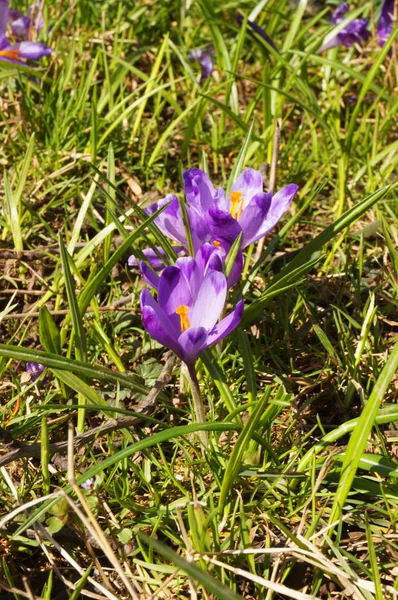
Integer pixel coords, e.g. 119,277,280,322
236,14,278,52
26,361,46,381
188,47,214,82
0,0,51,64
378,0,395,46
205,168,299,249
140,259,244,365
322,3,370,50
10,2,44,40
140,242,243,289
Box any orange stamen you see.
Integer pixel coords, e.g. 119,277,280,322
230,191,244,220
213,240,221,249
0,49,22,61
175,305,190,333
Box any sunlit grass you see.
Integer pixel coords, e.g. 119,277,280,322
0,0,398,598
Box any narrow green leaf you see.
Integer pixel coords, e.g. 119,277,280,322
219,389,271,512
329,339,398,525
0,344,147,394
58,235,87,362
39,307,61,355
138,532,244,600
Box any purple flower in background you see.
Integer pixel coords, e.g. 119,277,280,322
188,47,214,82
0,0,51,63
11,3,44,40
322,3,370,50
26,362,46,381
330,2,350,25
140,260,243,365
236,14,278,51
378,0,395,46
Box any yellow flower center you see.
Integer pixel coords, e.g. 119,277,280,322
230,191,244,220
213,240,221,249
175,305,190,333
0,49,22,61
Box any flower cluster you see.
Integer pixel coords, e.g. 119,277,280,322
132,168,298,365
323,0,396,51
0,0,51,65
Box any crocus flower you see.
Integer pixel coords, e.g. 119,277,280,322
151,168,297,251
236,14,278,51
378,0,395,46
140,242,240,289
9,2,45,40
140,258,244,365
0,0,51,64
204,168,299,249
26,361,46,381
188,47,214,82
322,3,370,50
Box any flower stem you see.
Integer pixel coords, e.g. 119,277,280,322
185,362,209,448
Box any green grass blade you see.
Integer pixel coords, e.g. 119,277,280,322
329,339,398,526
138,532,244,600
219,389,270,513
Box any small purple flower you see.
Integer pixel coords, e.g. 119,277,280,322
322,3,370,50
378,0,395,46
188,47,214,82
26,362,46,381
81,477,95,490
330,3,350,25
0,0,51,64
140,260,243,365
236,14,278,51
10,3,44,40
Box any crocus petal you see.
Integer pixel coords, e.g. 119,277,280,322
141,288,180,345
330,3,349,25
206,300,244,347
140,261,160,290
175,256,202,300
128,246,183,270
206,207,242,244
226,249,244,287
236,14,278,51
378,0,394,46
190,270,227,330
151,195,188,246
178,327,208,364
183,168,215,211
242,184,298,247
230,168,264,210
141,304,183,359
239,192,272,247
158,266,192,320
11,16,30,39
0,0,8,37
195,243,223,277
13,41,51,59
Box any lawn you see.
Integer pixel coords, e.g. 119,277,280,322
0,1,398,598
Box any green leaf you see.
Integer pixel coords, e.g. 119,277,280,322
0,344,147,394
243,185,391,326
219,388,271,513
329,339,398,525
59,235,87,362
51,369,110,409
39,306,61,355
138,532,244,600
